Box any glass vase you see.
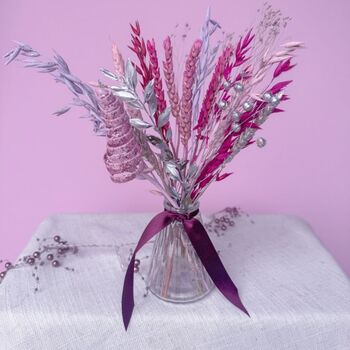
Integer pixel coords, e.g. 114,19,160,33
147,201,214,303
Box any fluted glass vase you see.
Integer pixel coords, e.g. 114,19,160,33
147,201,214,303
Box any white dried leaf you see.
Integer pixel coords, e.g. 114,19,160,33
274,50,290,57
269,55,293,64
282,41,304,49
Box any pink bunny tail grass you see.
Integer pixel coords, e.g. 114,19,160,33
96,88,144,183
163,36,180,123
179,39,202,146
195,45,233,137
147,38,167,116
112,43,125,78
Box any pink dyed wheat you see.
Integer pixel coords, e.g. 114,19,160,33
179,39,202,146
147,39,167,116
163,36,180,123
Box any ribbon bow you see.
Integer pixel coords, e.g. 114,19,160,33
122,209,249,330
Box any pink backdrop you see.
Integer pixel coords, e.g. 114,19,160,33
1,0,349,275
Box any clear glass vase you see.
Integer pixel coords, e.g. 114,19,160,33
147,201,214,303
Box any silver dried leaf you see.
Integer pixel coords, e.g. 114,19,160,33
187,164,198,178
126,99,143,109
169,187,180,200
113,90,137,100
157,107,170,128
166,127,172,141
21,50,40,57
60,71,81,84
144,80,155,102
53,106,71,116
147,92,157,117
100,68,119,81
177,159,187,170
161,148,174,161
110,85,129,92
4,47,21,65
125,59,137,90
129,118,152,129
147,135,162,146
165,161,181,181
53,50,70,72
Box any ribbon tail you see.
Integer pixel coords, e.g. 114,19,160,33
122,258,135,329
184,219,250,317
121,212,173,330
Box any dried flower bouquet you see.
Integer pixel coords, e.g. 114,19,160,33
5,7,302,211
4,6,303,329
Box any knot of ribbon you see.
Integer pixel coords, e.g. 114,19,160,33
122,209,249,330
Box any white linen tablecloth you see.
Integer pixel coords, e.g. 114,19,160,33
0,213,349,349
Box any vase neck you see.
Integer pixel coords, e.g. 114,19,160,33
163,201,200,215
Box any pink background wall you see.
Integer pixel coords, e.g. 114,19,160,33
1,0,349,275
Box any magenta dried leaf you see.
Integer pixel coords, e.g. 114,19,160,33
273,58,296,79
216,172,233,181
270,80,293,94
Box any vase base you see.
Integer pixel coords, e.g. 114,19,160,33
148,283,215,304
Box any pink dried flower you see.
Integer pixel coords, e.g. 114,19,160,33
163,36,180,123
96,88,144,183
195,45,233,136
179,39,202,146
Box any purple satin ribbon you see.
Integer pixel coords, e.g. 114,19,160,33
122,209,250,330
